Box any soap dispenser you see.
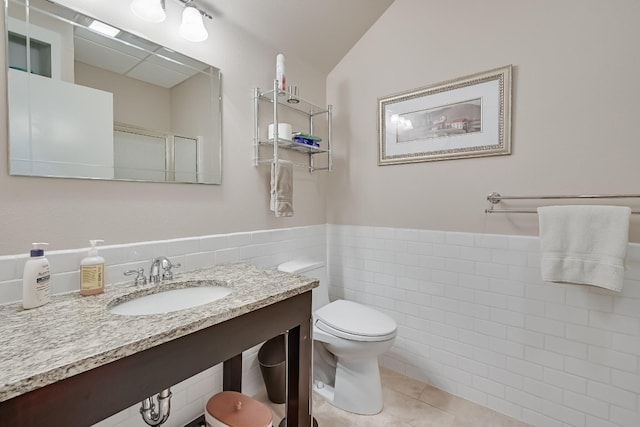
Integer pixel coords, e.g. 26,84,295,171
80,240,105,296
23,242,51,309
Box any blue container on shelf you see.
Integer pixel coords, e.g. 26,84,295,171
292,133,321,148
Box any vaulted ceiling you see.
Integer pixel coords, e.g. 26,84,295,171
204,0,395,73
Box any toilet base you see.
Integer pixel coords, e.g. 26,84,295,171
314,357,383,415
313,380,335,402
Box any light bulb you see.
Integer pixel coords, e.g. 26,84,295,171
130,0,166,23
180,6,208,42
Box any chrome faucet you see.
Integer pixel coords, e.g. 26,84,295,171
149,256,181,284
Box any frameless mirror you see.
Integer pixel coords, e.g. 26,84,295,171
6,0,222,184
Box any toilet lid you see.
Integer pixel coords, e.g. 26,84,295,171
314,300,397,341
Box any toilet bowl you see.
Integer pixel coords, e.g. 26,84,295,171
278,259,397,415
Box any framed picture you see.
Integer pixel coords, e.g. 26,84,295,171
378,65,512,165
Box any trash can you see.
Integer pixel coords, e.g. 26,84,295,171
258,334,286,404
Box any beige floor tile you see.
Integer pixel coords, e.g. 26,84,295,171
417,384,463,413
380,367,428,400
312,399,357,426
381,387,455,427
352,412,414,426
313,412,353,427
255,370,532,427
312,393,416,427
418,389,531,427
452,412,532,427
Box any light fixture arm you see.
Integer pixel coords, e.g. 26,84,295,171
130,0,212,42
177,0,212,20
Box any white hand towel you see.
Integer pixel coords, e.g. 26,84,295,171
537,205,631,291
270,160,293,217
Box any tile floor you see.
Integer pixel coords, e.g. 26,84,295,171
261,367,532,427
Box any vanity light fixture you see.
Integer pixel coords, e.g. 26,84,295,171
130,0,212,42
179,2,209,42
130,0,166,23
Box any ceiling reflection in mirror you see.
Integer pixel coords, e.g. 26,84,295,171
6,0,222,184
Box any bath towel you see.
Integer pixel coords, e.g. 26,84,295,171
270,160,293,217
538,205,631,291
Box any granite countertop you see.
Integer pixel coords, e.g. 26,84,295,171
0,263,317,403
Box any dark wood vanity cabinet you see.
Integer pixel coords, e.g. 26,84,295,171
0,292,313,427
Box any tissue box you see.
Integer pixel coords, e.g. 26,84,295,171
292,136,320,148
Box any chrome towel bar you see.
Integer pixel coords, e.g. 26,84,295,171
485,192,640,214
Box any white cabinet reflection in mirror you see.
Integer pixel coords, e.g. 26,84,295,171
9,69,115,178
6,0,222,184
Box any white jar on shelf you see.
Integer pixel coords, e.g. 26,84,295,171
268,123,292,141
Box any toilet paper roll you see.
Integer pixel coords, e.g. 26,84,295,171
268,123,292,141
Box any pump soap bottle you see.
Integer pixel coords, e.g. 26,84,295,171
23,243,51,309
81,240,105,296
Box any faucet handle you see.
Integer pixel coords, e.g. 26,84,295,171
124,268,147,285
162,261,181,281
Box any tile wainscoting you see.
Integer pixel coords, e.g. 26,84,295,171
328,225,640,427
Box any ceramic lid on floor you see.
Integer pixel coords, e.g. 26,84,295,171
205,391,272,427
314,300,397,341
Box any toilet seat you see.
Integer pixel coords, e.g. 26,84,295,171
314,300,397,342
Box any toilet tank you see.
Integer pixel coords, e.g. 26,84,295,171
277,259,330,312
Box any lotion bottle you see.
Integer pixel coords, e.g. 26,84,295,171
23,243,51,309
80,240,105,296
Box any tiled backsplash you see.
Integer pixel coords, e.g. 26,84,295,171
0,225,326,305
328,225,640,427
0,225,325,427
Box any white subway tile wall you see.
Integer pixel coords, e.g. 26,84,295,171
0,225,325,427
328,225,640,427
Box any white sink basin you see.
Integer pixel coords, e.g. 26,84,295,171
109,286,232,316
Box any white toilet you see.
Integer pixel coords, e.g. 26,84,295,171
278,259,397,415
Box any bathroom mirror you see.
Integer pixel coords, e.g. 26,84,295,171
5,0,222,184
